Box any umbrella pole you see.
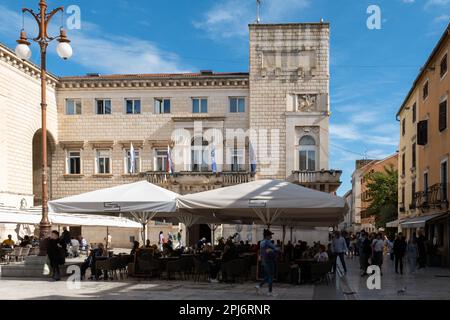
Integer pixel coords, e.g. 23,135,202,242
106,226,109,252
282,225,286,253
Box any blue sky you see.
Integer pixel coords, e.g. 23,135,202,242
1,0,449,195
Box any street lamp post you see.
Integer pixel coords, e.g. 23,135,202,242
15,0,73,256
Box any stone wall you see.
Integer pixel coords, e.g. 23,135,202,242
0,44,58,209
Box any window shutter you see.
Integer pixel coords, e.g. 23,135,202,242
439,100,447,132
417,120,428,146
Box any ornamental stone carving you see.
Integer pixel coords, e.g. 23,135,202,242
297,94,317,112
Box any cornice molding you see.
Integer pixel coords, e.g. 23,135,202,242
58,78,249,90
0,44,59,88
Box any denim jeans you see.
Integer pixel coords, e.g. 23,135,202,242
259,260,275,293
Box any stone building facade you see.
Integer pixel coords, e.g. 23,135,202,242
1,22,342,245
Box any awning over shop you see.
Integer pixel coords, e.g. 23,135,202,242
386,219,401,228
0,205,141,228
399,213,447,229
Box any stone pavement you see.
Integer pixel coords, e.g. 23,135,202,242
0,255,449,300
342,254,450,300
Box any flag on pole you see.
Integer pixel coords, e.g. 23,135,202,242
129,142,136,174
249,143,257,174
167,145,174,175
211,145,217,174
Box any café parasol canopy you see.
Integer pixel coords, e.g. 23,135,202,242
177,179,347,227
49,181,179,241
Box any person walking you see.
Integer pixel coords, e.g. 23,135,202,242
386,235,395,262
47,230,66,281
393,233,407,275
416,230,426,269
255,229,280,296
360,231,371,276
407,238,419,273
331,231,348,274
371,233,384,275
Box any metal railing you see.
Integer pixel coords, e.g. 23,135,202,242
414,183,449,211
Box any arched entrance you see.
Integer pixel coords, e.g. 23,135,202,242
32,130,55,206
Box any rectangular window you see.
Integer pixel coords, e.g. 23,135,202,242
192,98,208,113
299,150,316,171
67,151,81,174
441,53,448,78
402,118,406,136
401,153,406,176
229,97,246,113
417,120,428,146
412,103,416,123
423,81,429,100
125,99,141,114
125,149,140,174
66,99,82,115
231,149,245,171
96,99,112,115
441,160,448,201
155,150,168,172
439,100,447,132
96,149,111,174
154,98,171,114
411,180,416,209
412,142,416,169
401,187,405,206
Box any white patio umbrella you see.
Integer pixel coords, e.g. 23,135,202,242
49,181,178,243
177,179,347,228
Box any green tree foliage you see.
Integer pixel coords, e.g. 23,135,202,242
365,164,398,228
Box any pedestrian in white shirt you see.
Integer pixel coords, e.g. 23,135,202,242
331,231,348,274
372,233,384,275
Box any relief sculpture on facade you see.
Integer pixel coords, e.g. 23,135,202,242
297,94,317,112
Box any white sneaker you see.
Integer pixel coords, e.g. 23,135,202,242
210,279,219,283
266,292,277,297
255,285,261,295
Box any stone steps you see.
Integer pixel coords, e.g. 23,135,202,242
0,256,81,278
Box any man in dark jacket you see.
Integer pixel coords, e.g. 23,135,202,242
47,230,66,281
416,230,426,269
393,233,407,274
61,227,71,246
360,232,372,276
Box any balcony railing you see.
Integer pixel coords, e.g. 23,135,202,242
414,183,449,212
141,171,254,187
291,170,342,184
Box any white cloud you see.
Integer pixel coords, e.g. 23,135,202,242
194,0,310,40
0,4,190,74
434,14,450,23
401,0,415,3
426,0,450,7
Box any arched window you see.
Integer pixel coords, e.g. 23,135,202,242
299,135,316,171
191,137,209,172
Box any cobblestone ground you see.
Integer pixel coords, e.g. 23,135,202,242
0,255,449,300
